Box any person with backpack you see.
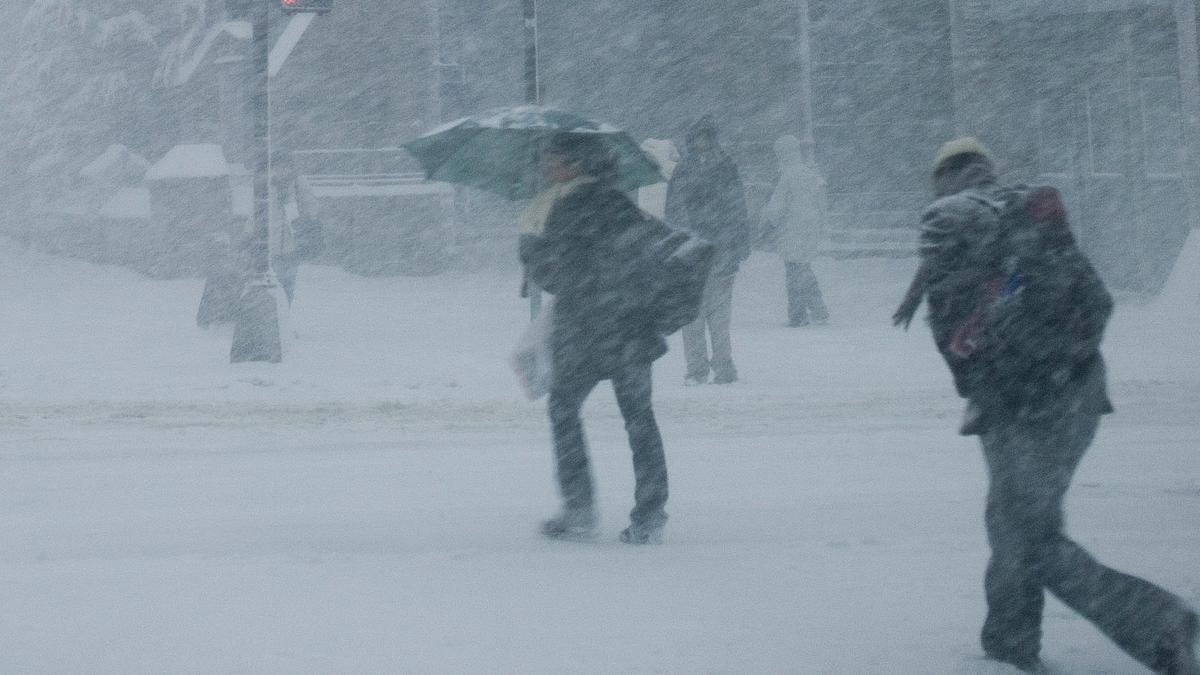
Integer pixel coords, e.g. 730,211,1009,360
894,138,1199,674
519,133,673,545
666,115,751,385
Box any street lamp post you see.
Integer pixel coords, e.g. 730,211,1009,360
230,0,287,363
796,0,815,144
1174,0,1200,233
523,0,541,106
226,1,330,362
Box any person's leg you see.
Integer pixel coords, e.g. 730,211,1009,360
273,256,298,305
707,272,737,383
980,421,1052,668
682,279,712,383
612,363,668,535
796,262,829,324
545,375,600,529
1032,415,1200,673
785,261,807,326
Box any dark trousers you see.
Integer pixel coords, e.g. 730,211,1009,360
547,362,668,528
785,261,828,325
273,255,298,305
980,412,1193,670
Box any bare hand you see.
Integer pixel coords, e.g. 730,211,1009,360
892,298,919,330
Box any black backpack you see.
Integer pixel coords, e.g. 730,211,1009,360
638,214,716,335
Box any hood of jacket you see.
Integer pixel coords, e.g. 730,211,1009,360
933,156,997,198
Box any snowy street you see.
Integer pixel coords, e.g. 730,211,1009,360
1,243,1198,673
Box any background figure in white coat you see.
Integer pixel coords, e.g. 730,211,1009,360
637,138,680,219
762,135,830,326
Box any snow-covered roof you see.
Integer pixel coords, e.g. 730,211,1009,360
80,145,150,180
146,144,231,181
27,149,65,177
98,187,152,220
176,21,251,86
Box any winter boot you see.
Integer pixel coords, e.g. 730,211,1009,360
540,510,597,541
619,523,664,545
711,368,738,385
983,652,1045,674
1160,610,1200,675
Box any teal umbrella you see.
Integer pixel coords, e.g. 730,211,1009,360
402,106,665,200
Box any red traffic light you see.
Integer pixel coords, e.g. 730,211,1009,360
281,0,333,14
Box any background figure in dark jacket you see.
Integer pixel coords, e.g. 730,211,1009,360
519,133,670,545
665,115,750,385
895,138,1199,674
261,150,321,305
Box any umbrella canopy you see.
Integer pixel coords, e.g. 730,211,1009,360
402,106,665,200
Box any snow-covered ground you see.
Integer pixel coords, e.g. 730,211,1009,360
1,238,1197,674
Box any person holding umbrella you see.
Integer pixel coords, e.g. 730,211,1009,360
519,132,671,544
404,107,671,543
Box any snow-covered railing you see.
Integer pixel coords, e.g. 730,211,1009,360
304,172,429,187
289,149,452,198
303,172,453,198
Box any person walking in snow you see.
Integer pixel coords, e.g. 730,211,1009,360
259,150,322,305
894,138,1199,674
665,115,750,385
519,132,671,545
761,135,829,327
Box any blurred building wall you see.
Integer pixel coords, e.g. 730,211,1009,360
264,1,1192,288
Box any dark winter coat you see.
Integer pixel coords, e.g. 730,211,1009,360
664,148,750,276
918,176,1007,383
918,177,1113,427
519,182,668,383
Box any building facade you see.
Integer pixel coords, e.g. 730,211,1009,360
268,0,1194,289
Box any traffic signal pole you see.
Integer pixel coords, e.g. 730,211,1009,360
231,0,287,363
1174,0,1200,232
228,1,330,363
269,12,317,77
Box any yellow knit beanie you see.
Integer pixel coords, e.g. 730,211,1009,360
932,137,992,172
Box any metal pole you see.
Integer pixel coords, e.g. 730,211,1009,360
523,0,541,106
796,0,815,143
427,0,443,126
231,0,286,363
253,4,272,279
1174,0,1200,231
523,0,542,319
947,0,972,135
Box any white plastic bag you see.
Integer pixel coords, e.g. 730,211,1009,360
510,300,554,400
